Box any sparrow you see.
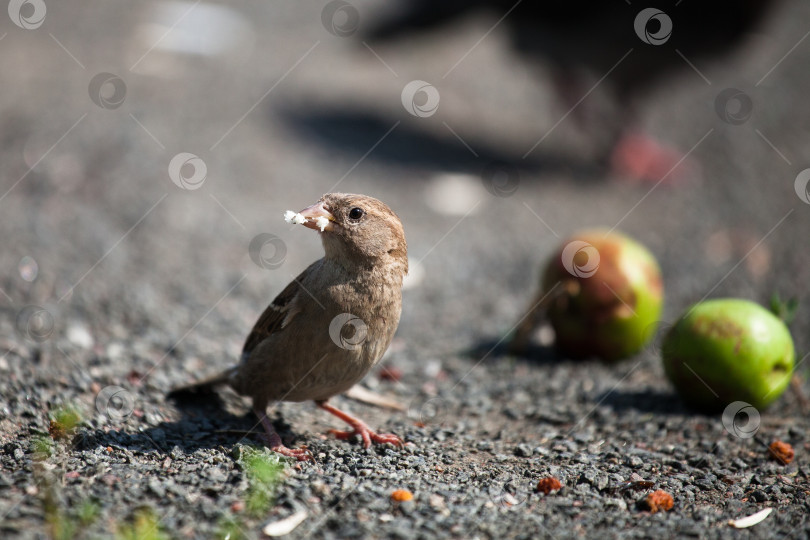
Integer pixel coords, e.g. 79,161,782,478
169,193,408,460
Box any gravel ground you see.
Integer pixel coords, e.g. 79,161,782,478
2,1,810,539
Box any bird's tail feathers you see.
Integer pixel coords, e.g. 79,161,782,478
167,367,234,399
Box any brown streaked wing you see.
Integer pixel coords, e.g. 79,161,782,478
241,270,307,355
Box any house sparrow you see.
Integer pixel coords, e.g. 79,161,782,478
170,193,408,460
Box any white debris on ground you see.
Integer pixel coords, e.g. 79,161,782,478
728,508,773,529
424,173,485,216
262,510,308,537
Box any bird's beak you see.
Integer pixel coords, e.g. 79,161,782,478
298,201,335,232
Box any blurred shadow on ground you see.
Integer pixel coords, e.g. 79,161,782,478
466,338,561,367
277,106,604,180
468,338,690,415
596,388,689,416
80,394,299,455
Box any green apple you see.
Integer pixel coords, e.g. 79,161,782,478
541,229,664,362
662,299,795,412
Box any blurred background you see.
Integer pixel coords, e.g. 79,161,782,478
2,0,809,537
2,0,807,357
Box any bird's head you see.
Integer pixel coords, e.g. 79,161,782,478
291,193,408,273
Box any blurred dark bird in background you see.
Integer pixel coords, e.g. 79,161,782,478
365,0,780,182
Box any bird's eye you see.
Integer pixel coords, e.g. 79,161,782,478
348,207,365,220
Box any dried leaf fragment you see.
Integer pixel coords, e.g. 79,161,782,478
644,490,674,513
536,477,562,495
391,489,413,502
768,440,794,464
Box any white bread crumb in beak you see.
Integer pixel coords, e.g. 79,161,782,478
314,216,330,232
284,211,306,225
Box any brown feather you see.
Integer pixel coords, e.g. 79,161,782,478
241,271,306,356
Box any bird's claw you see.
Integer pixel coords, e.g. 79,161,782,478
258,431,312,461
316,400,403,449
270,443,312,461
327,427,403,449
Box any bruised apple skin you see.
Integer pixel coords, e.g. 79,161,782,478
662,299,795,412
542,230,664,362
